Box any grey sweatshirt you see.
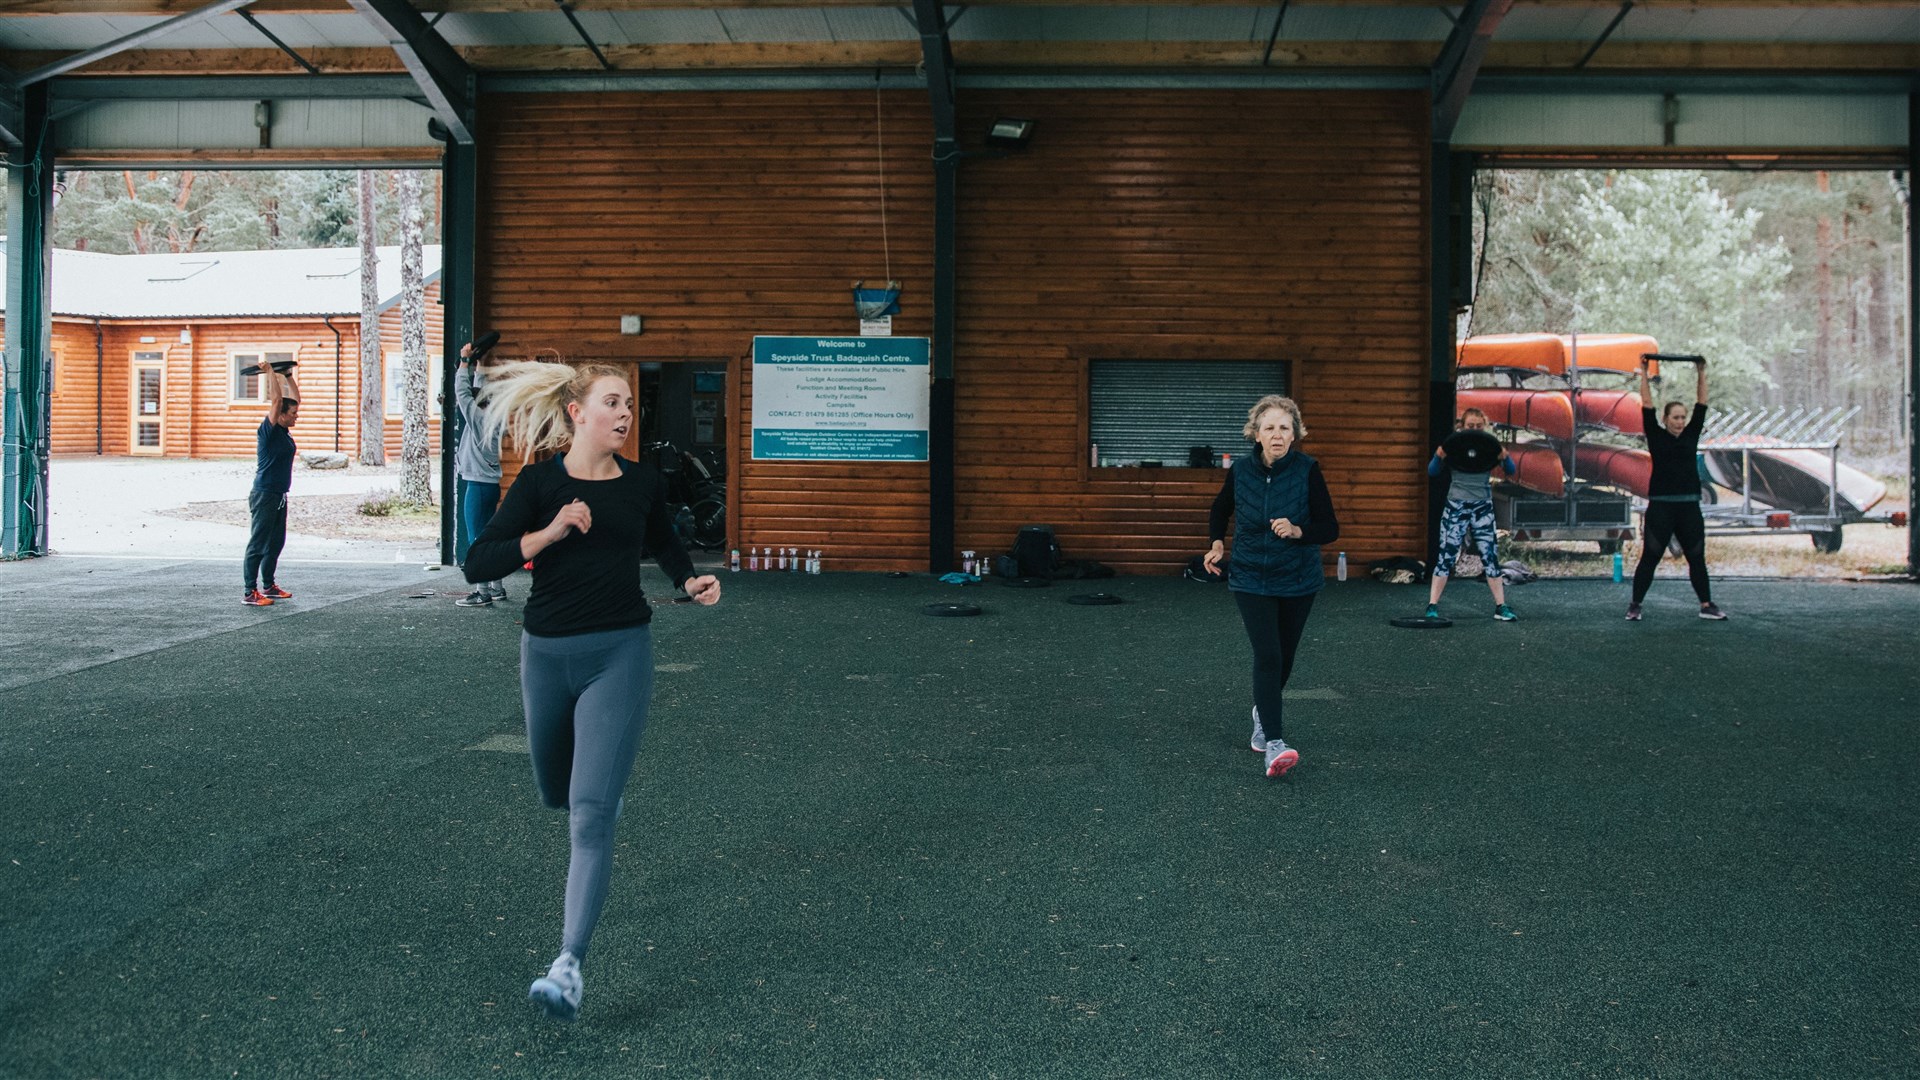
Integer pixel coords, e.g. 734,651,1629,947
454,364,502,483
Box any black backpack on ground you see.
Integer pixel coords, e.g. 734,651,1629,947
1012,525,1061,578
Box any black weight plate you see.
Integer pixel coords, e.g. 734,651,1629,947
1389,615,1454,629
1000,576,1052,588
1066,593,1123,606
1440,428,1503,474
924,603,982,617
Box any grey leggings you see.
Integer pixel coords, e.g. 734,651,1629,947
519,624,655,961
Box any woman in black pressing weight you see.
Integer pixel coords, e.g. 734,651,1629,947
1628,355,1726,622
1201,395,1340,778
464,360,722,1021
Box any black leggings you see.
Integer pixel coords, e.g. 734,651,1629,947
1232,591,1317,743
1633,500,1712,605
244,490,288,590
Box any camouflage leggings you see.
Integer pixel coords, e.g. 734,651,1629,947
1436,498,1501,579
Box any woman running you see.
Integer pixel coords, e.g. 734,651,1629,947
463,360,722,1021
1629,355,1726,621
1202,395,1340,778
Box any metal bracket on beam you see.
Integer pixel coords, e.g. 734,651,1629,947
239,9,323,76
553,1,614,72
18,0,256,87
1431,0,1513,143
346,0,475,145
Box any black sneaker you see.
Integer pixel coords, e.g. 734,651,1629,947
1625,602,1642,621
485,584,509,603
1698,602,1727,620
455,590,492,608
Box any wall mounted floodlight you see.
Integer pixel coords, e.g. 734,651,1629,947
985,118,1034,148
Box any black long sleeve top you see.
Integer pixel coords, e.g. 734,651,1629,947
1643,403,1707,499
464,455,698,637
1209,457,1340,545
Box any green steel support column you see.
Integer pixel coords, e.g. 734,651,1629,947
1426,145,1472,571
3,83,53,559
929,149,957,573
1908,92,1918,578
438,113,478,568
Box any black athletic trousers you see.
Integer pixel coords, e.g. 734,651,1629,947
1232,591,1318,743
245,490,288,590
1632,500,1712,605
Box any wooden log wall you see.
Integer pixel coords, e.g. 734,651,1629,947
476,89,1429,573
953,91,1430,574
478,91,935,570
31,306,443,461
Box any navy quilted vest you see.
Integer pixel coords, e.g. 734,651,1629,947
1227,450,1323,597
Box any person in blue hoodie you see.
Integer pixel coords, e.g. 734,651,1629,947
1202,395,1339,779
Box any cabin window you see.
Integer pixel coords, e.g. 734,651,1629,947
231,350,294,404
384,352,444,418
1088,360,1291,469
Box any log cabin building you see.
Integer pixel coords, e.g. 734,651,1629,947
2,244,443,461
0,2,1911,576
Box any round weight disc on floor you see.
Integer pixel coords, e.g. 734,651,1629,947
924,602,982,617
1066,593,1123,606
1389,615,1454,629
1439,428,1503,474
1001,576,1052,588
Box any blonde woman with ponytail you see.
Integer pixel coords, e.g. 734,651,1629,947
463,358,721,1022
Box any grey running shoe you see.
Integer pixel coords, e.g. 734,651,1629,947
486,583,508,602
1698,602,1727,620
455,590,492,608
1625,602,1643,621
529,951,582,1021
1493,604,1517,622
1263,739,1299,779
1250,706,1266,753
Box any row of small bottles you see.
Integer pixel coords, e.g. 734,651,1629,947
730,547,823,574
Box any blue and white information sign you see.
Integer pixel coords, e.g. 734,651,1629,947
751,336,930,461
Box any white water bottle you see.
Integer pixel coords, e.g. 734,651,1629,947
750,547,761,571
730,549,740,572
1337,551,1348,581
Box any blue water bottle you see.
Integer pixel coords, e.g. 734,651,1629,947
1611,550,1624,583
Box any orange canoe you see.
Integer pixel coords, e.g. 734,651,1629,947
1574,390,1645,434
1504,444,1566,497
1458,388,1575,440
1574,444,1653,498
1458,333,1662,377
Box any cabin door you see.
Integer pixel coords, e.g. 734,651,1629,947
130,351,164,455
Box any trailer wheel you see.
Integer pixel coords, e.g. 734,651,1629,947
1811,528,1844,554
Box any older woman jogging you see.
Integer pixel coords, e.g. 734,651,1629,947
1202,395,1340,779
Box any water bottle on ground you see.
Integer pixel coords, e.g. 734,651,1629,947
1612,550,1624,583
1337,551,1347,581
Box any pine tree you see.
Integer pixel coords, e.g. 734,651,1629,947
398,170,433,506
356,170,385,467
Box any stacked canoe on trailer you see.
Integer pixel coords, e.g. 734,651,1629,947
1455,333,1656,500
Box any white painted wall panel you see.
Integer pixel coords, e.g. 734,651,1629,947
1458,93,1906,149
59,99,437,152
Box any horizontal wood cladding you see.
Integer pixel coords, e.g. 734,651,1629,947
953,90,1430,573
478,91,935,571
475,89,1429,574
31,308,443,462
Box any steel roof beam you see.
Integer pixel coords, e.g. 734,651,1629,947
1431,0,1512,143
16,0,257,86
345,0,474,143
51,74,424,100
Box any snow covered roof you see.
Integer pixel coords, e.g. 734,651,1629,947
0,242,442,321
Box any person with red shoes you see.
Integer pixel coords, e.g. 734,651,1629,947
243,369,299,607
